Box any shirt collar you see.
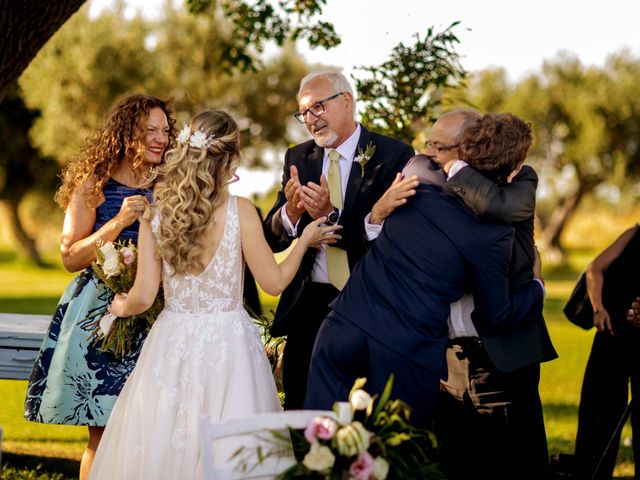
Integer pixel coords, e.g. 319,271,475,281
324,123,361,162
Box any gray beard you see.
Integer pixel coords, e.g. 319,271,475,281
312,129,339,148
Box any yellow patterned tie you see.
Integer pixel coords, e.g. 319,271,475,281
326,149,349,290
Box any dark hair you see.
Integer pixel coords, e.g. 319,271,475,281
459,113,532,184
55,94,177,208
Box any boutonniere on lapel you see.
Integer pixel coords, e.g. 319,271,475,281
354,141,376,178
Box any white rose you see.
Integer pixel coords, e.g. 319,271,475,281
102,254,121,277
302,442,335,472
373,456,389,480
99,242,118,262
335,421,371,457
98,242,121,277
350,389,372,411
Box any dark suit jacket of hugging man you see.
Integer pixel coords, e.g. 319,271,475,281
304,182,545,428
439,162,558,479
447,164,557,371
263,125,414,409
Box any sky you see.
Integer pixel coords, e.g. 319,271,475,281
89,0,640,196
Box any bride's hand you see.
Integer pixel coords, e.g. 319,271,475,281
108,292,129,317
300,216,342,249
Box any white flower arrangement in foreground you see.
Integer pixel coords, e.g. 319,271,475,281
239,375,443,479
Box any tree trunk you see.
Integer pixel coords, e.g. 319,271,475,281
0,0,87,101
538,184,592,264
2,199,44,266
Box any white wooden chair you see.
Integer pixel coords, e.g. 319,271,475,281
199,409,337,480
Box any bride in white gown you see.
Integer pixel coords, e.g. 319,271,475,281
89,110,340,480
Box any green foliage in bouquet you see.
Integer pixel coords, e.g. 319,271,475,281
90,240,164,358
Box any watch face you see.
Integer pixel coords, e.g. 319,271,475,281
328,211,339,224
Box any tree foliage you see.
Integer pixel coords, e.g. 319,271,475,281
0,0,338,101
354,22,466,145
19,4,310,168
186,0,339,72
464,51,640,260
5,2,313,261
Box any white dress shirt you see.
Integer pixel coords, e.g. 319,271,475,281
280,124,362,284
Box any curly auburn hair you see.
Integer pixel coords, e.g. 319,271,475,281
54,94,177,209
152,110,241,275
459,113,532,184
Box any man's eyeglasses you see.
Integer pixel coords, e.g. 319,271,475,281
424,140,459,152
294,92,345,124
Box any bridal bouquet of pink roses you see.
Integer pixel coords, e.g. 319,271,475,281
90,240,164,357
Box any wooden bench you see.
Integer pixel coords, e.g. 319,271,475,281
0,313,49,380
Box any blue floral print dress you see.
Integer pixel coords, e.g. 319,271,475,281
24,178,152,426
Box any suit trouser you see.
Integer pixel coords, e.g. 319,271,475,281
304,311,441,429
435,337,548,480
281,282,338,410
574,328,640,480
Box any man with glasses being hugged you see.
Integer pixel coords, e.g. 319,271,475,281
263,70,414,409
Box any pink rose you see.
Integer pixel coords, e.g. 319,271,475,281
122,248,135,265
304,416,338,443
349,451,375,480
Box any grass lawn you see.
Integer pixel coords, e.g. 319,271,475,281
0,247,635,478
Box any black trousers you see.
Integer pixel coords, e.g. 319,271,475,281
435,337,549,480
281,282,338,410
574,329,640,480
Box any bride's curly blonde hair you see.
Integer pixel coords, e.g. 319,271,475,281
54,94,176,209
153,110,240,275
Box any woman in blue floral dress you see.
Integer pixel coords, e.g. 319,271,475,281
24,94,176,480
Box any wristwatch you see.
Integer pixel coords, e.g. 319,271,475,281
326,208,341,226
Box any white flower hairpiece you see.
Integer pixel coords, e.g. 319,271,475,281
176,124,217,149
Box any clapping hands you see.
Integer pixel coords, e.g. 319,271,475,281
285,166,334,222
284,166,305,223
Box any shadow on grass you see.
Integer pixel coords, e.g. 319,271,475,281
545,267,584,282
0,297,60,315
9,438,85,444
544,402,579,419
3,452,79,479
0,247,58,270
544,297,568,315
545,403,635,479
0,249,18,263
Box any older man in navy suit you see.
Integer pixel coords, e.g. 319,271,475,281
304,111,545,428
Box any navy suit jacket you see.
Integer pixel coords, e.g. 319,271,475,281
329,184,544,377
263,125,414,337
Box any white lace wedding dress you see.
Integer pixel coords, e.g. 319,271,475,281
90,196,282,480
